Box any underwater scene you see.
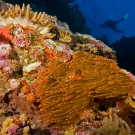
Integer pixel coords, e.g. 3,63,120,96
0,0,135,135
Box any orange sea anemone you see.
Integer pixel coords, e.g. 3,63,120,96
34,51,135,129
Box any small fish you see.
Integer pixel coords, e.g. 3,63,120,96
71,69,82,81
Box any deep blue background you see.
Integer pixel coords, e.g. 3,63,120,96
69,0,135,44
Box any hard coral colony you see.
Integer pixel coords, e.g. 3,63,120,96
0,1,134,135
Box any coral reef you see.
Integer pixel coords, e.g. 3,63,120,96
0,2,134,135
1,114,29,135
64,108,131,135
71,33,116,60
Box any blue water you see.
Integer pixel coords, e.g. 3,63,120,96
68,0,135,44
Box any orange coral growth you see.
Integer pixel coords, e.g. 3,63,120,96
21,85,31,94
44,46,70,62
34,51,135,128
44,47,55,60
0,26,13,43
26,93,36,102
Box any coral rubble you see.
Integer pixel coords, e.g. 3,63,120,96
0,2,134,135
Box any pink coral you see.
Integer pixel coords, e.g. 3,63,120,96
3,66,13,75
7,124,19,135
0,44,12,59
0,59,8,68
9,79,20,90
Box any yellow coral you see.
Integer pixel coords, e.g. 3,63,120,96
34,51,135,129
19,114,28,122
23,126,30,135
64,128,74,135
1,117,14,135
125,97,135,109
58,29,72,42
0,4,55,35
93,113,131,135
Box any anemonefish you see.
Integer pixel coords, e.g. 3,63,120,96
71,69,82,81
